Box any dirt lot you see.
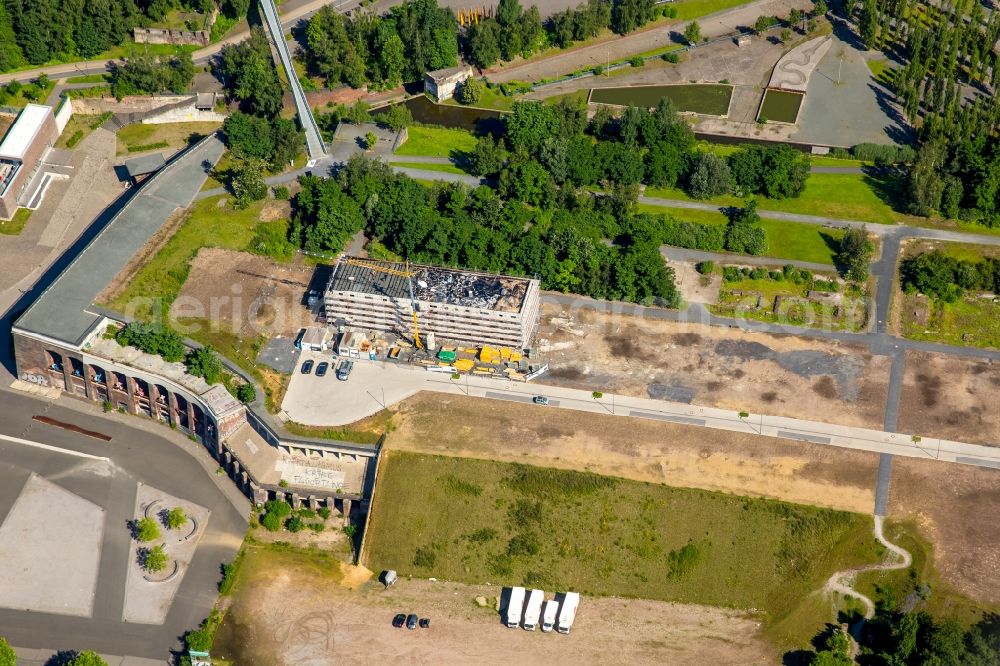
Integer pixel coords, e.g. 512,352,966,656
384,392,880,513
170,247,322,340
889,457,1000,606
896,351,1000,446
214,550,774,665
537,302,890,429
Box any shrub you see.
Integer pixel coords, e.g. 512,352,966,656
219,559,239,594
66,130,85,148
127,141,170,153
507,531,541,556
285,516,304,532
667,541,702,578
265,500,292,517
116,322,185,362
457,77,484,105
273,185,290,200
278,479,288,488
663,52,680,64
298,508,317,519
722,266,742,282
236,383,256,403
592,390,604,398
364,131,378,150
696,260,715,274
136,517,160,542
261,512,282,531
344,524,357,538
318,507,332,520
749,267,768,280
629,56,644,67
102,400,113,413
466,527,499,543
308,522,326,532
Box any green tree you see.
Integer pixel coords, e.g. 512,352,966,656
457,77,484,105
377,29,406,87
789,8,803,27
184,346,224,384
611,0,656,34
836,226,874,281
116,323,186,362
364,131,378,150
229,156,268,209
684,20,701,44
136,517,160,542
499,159,554,207
66,652,108,666
469,135,507,176
291,175,366,252
907,140,947,216
144,545,169,573
506,101,559,156
688,152,732,198
381,104,412,132
466,19,501,69
859,0,879,49
222,112,273,161
753,15,775,33
166,507,187,529
0,637,16,666
219,28,284,117
724,200,768,255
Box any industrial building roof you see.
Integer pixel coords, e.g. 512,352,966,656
0,104,51,161
14,135,225,347
326,257,532,313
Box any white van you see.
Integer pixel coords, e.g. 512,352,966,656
522,589,544,631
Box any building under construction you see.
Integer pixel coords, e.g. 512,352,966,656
324,257,541,349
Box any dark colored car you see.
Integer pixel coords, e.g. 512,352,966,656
392,613,406,628
406,613,418,630
300,360,314,374
419,618,430,629
315,361,329,377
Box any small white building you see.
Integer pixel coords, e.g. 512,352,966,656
297,326,330,352
424,64,474,102
735,34,752,47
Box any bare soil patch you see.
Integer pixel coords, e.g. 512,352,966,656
538,302,890,428
889,457,1000,605
384,392,880,513
215,552,775,665
170,248,318,339
896,351,1000,445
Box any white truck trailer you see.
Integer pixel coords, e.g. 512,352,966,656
556,592,580,634
522,589,544,631
505,587,526,628
541,599,558,632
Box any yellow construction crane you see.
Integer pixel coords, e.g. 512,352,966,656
342,258,423,350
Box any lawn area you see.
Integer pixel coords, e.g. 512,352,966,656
395,125,478,159
102,195,287,320
445,85,516,111
365,451,882,646
55,113,109,149
66,74,110,84
672,0,761,20
391,160,469,175
636,203,845,265
116,121,222,156
589,84,732,116
645,171,899,224
0,208,32,236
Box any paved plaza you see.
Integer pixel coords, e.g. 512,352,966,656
0,474,105,617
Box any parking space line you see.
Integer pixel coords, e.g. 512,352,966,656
0,433,110,461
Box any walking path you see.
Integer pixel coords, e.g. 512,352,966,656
824,515,912,620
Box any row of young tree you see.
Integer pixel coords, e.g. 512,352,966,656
467,99,811,202
0,0,246,70
899,250,1000,302
845,0,1000,225
291,154,681,306
304,0,458,91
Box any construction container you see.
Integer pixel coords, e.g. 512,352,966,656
454,359,474,372
438,349,457,362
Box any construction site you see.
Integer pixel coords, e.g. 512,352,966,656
324,255,542,355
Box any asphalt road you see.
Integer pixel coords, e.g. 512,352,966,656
0,389,248,661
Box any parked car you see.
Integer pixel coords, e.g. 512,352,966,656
315,361,329,377
392,613,406,628
300,360,314,374
336,360,354,381
532,395,549,405
419,618,430,629
406,613,418,630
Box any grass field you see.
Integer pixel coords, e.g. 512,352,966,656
395,125,478,159
0,208,32,236
365,451,882,645
55,113,108,149
645,171,899,224
672,0,761,20
116,121,221,156
66,74,109,84
390,160,468,175
636,203,844,264
102,195,284,319
590,84,732,116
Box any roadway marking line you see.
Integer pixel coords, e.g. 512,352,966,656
776,430,831,445
955,456,1000,469
629,411,707,426
0,433,110,461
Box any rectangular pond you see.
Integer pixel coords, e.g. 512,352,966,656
588,84,733,116
374,95,507,134
758,89,804,124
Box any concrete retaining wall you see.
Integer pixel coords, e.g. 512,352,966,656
142,105,227,125
54,96,73,134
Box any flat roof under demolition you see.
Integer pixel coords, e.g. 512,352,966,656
327,257,532,313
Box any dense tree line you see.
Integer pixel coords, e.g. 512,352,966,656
291,154,680,306
858,609,1000,665
899,250,1000,302
469,99,810,202
845,0,1000,224
218,27,284,117
465,0,658,68
110,51,194,98
222,112,304,171
0,0,246,69
305,0,457,91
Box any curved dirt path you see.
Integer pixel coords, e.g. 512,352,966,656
824,515,912,619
